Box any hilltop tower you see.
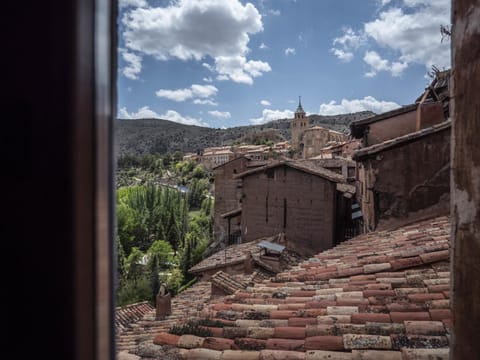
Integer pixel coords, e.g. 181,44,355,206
291,96,308,151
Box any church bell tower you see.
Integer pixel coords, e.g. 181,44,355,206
291,96,308,151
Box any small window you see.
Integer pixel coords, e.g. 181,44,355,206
267,168,274,178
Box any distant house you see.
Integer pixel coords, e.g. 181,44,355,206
353,120,451,231
235,161,357,256
201,147,234,169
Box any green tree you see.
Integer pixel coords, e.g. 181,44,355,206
125,247,144,283
147,240,174,268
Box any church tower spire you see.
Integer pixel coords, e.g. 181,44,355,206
296,96,305,115
291,95,308,152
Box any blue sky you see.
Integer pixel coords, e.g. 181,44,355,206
117,0,451,128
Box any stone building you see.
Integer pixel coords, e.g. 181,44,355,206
301,126,347,159
211,156,267,254
353,120,451,231
290,97,348,158
235,161,356,256
201,147,234,169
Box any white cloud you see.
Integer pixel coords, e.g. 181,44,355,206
208,110,231,119
284,48,296,56
203,76,213,83
250,109,294,125
119,0,147,8
331,48,354,63
119,106,209,127
120,49,142,80
268,9,281,16
214,56,271,84
193,99,218,106
122,0,271,84
331,1,450,74
331,28,366,63
259,42,268,50
333,28,365,49
260,100,271,106
155,84,218,102
363,50,408,77
363,1,451,71
319,96,401,115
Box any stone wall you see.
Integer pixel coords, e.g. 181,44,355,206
241,165,336,256
213,157,249,243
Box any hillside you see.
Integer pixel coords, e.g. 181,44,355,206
115,111,374,157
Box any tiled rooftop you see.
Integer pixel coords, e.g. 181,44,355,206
153,216,451,359
116,281,214,354
189,239,265,274
211,271,249,295
115,302,155,332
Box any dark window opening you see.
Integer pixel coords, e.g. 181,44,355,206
283,198,287,228
267,168,274,178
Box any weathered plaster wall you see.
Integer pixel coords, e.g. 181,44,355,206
361,127,450,231
416,102,445,130
241,166,335,256
213,157,249,243
368,110,417,145
451,1,480,358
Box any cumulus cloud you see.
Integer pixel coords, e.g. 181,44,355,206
119,106,209,127
259,43,268,50
333,27,365,49
260,100,271,106
122,0,270,84
120,49,142,80
331,1,450,74
331,27,366,63
214,56,271,84
364,2,450,71
208,110,231,119
250,109,294,125
284,48,296,56
318,96,401,115
155,84,218,102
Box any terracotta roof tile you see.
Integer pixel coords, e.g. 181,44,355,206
150,216,451,359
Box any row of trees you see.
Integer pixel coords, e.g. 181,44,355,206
116,157,214,306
